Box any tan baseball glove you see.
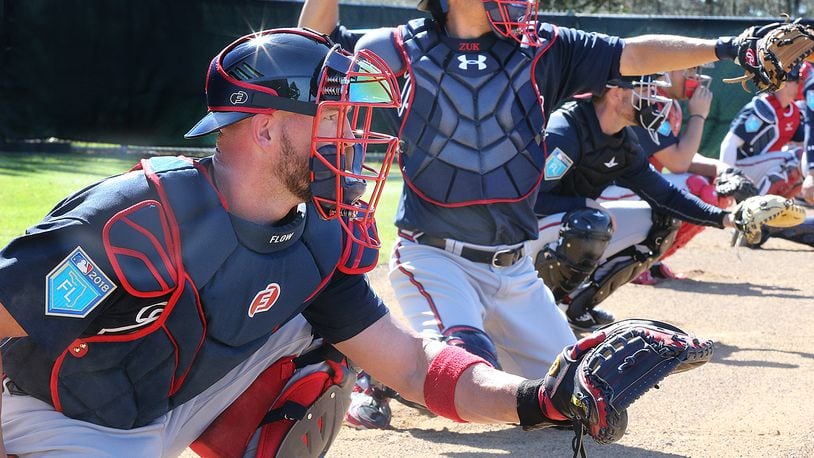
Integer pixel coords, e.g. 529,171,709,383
733,194,807,245
724,19,814,93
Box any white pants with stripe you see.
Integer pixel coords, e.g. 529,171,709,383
389,237,576,379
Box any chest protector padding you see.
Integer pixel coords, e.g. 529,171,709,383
46,157,343,429
556,102,641,199
398,19,545,205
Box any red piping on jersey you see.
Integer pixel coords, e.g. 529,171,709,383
304,265,338,303
391,27,408,78
393,240,444,333
107,247,171,292
395,25,554,208
103,200,177,298
140,158,208,396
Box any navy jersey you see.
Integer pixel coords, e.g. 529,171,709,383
0,156,386,428
341,19,623,245
535,101,726,228
728,94,804,159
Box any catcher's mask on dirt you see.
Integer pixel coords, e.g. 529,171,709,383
608,75,673,145
662,66,713,99
417,0,540,45
185,28,401,249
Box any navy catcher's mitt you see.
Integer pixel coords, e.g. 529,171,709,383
517,319,713,457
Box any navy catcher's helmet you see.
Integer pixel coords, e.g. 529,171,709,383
186,29,338,138
186,28,401,249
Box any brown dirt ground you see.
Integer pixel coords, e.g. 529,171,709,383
325,220,814,458
186,214,814,458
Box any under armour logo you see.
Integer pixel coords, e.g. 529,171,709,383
457,55,487,71
604,156,619,168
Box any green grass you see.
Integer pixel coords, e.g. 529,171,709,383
0,153,403,262
0,152,137,244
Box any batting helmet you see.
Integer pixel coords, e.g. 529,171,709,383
186,28,401,248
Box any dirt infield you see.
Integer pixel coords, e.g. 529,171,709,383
323,225,814,457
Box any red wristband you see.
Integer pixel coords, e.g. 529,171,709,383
423,345,490,422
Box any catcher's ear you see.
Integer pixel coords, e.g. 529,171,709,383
251,113,276,146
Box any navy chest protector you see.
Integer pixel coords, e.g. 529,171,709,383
37,156,377,429
397,19,546,206
556,102,642,199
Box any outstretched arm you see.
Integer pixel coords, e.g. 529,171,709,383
298,0,339,35
335,313,523,424
620,36,719,76
336,312,714,450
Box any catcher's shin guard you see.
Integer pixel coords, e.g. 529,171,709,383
566,212,680,318
535,208,613,302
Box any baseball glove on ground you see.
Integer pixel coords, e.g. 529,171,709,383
517,320,713,456
733,194,807,244
714,167,759,203
724,20,814,93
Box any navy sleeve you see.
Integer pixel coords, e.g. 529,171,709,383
535,113,586,216
302,271,388,344
535,24,624,112
631,125,679,157
618,158,726,228
0,192,127,359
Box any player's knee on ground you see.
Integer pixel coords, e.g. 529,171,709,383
443,327,502,369
534,208,613,301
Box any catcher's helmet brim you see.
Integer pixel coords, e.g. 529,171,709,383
184,111,253,138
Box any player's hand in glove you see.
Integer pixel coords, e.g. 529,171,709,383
714,167,758,204
516,320,713,457
718,18,814,93
732,194,807,245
